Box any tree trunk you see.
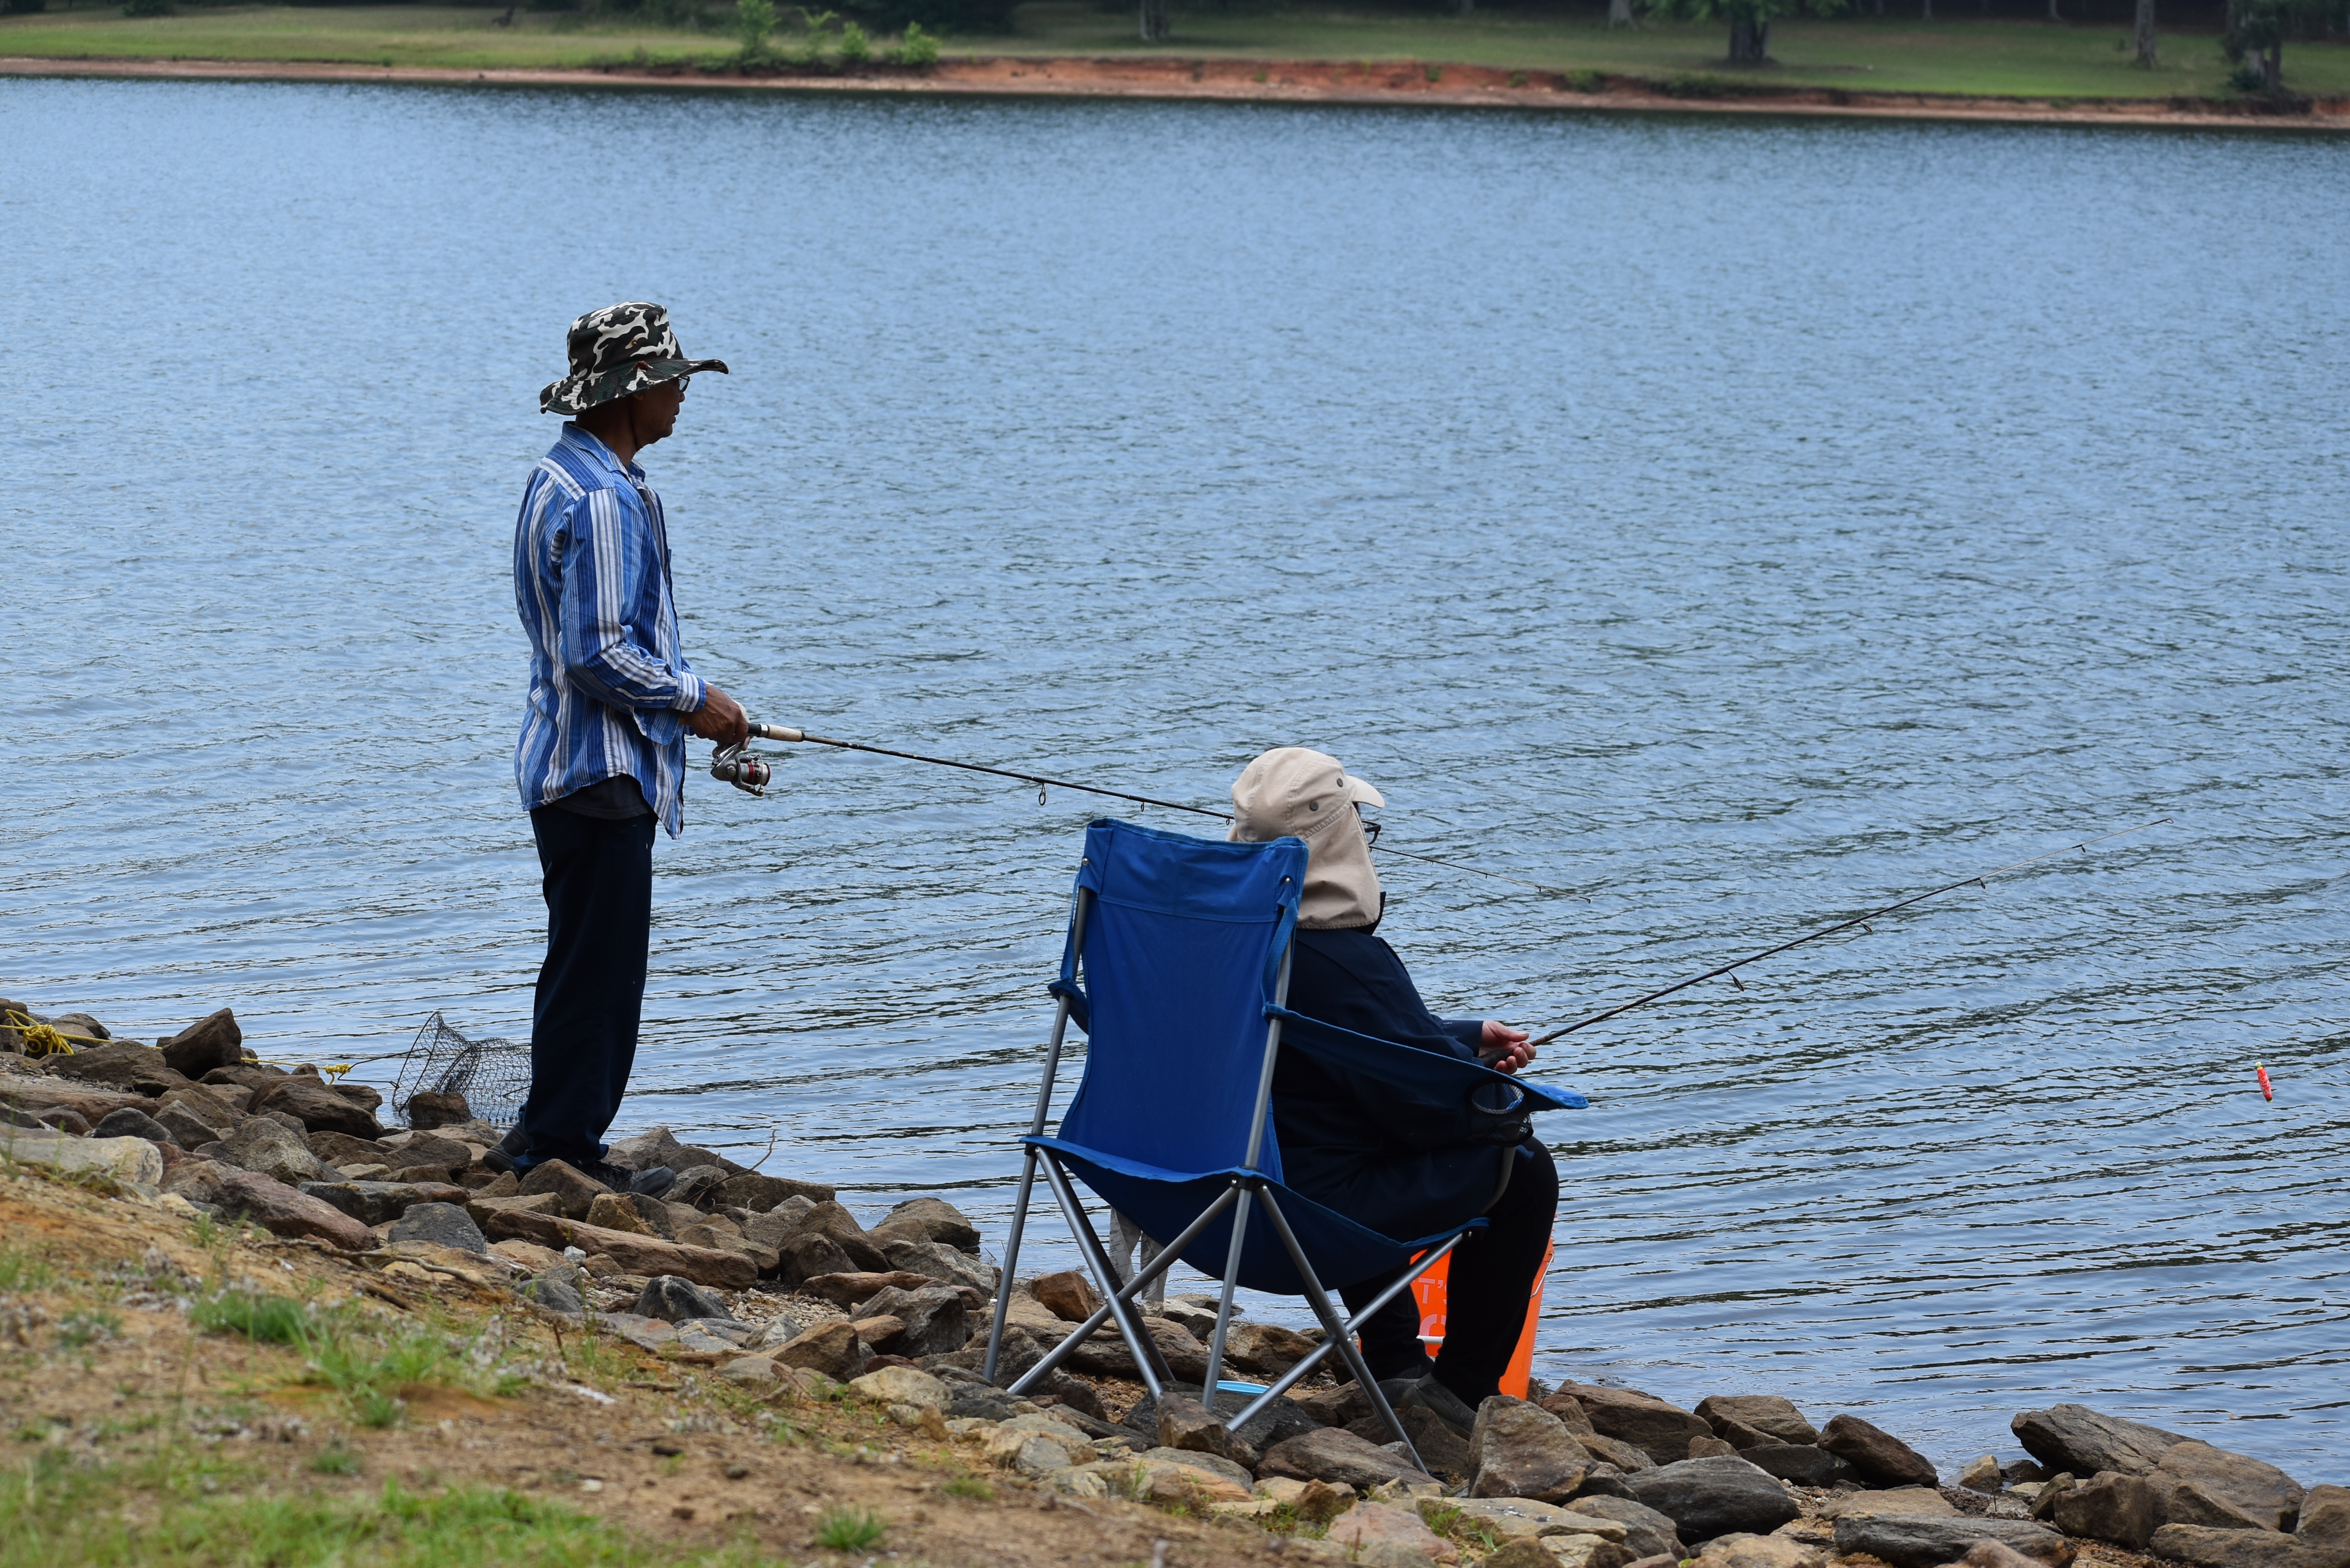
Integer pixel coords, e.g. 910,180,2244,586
1137,0,1167,40
2261,38,2282,90
2133,0,2156,63
1608,0,1632,24
1727,11,1770,61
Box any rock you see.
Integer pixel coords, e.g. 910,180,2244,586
1134,1457,1254,1506
0,1127,165,1186
247,1075,381,1139
401,1089,473,1129
1563,1384,1719,1468
716,1355,779,1389
880,1237,997,1294
869,1195,977,1250
800,1270,936,1308
1692,1436,1741,1459
2031,1474,2079,1521
1540,1393,1599,1435
1066,1316,1209,1383
1030,1269,1099,1322
1473,1397,1592,1503
1740,1444,1850,1488
1126,1383,1322,1456
478,1208,757,1290
153,1100,232,1149
711,1171,831,1213
2005,1460,2049,1485
583,1191,652,1234
217,1117,336,1185
1261,1428,1440,1491
1832,1515,2076,1568
91,1105,176,1144
1698,1397,1819,1447
846,1285,967,1357
300,1129,383,1167
635,1274,733,1322
1224,1320,1317,1376
1962,1455,2005,1493
2296,1486,2348,1566
1956,1542,2053,1568
604,1126,689,1171
2149,1525,2316,1568
2151,1443,2306,1534
152,1009,243,1077
1453,1498,1628,1544
1565,1495,1688,1560
515,1159,608,1219
774,1231,858,1288
1692,1531,1823,1568
1576,1433,1659,1474
848,1364,950,1411
1622,1456,1801,1542
1353,1403,1474,1484
521,1272,584,1317
2011,1404,2186,1479
1819,1412,1940,1488
1487,1543,1570,1568
739,1197,816,1248
1157,1392,1231,1457
1292,1382,1378,1429
776,1201,882,1268
1819,1488,1954,1519
770,1319,867,1380
48,1040,182,1092
2052,1471,2160,1548
463,1192,563,1230
212,1168,376,1249
1542,1537,1638,1568
1327,1500,1453,1562
387,1201,488,1254
300,1180,468,1227
2166,1482,2278,1532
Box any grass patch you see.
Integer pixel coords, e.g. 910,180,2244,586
0,1246,55,1293
940,1473,993,1500
0,1446,780,1568
310,1446,362,1475
812,1504,886,1550
188,1288,509,1429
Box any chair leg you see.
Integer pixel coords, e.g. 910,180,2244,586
983,1147,1044,1385
1039,1156,1172,1402
1222,1231,1464,1436
1006,1182,1237,1398
1255,1190,1429,1476
1196,1183,1254,1407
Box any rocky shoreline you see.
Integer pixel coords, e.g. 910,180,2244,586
3,997,2341,1567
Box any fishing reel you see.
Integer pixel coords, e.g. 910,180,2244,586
710,741,774,797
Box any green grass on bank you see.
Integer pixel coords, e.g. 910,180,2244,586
4,0,2348,98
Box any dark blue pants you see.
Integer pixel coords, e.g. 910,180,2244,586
1342,1140,1561,1403
515,806,654,1170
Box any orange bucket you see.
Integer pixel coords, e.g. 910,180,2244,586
1402,1238,1552,1399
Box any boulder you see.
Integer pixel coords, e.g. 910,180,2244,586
1832,1516,2076,1568
1124,1383,1322,1456
2151,1443,2306,1534
1691,1437,1741,1459
1817,1412,1940,1488
2148,1525,2316,1568
847,1284,969,1357
48,1041,183,1092
2164,1483,2277,1533
1066,1316,1211,1384
1740,1444,1850,1488
1954,1543,2054,1568
770,1319,868,1381
583,1191,653,1234
328,1080,383,1114
515,1159,608,1220
1292,1381,1378,1429
520,1271,585,1318
800,1270,937,1308
1031,1270,1100,1322
299,1180,469,1227
1541,1392,1599,1435
713,1171,834,1213
604,1126,689,1171
791,1202,890,1272
2011,1404,2186,1479
1697,1397,1819,1447
1819,1487,1955,1520
1576,1432,1659,1473
1225,1320,1317,1376
214,1168,377,1250
91,1106,176,1144
1157,1392,1231,1457
2296,1486,2348,1567
1567,1494,1687,1559
1259,1427,1440,1491
217,1117,336,1186
867,1195,977,1251
1325,1500,1454,1563
1473,1396,1592,1503
1622,1457,1801,1542
881,1238,996,1294
1351,1403,1473,1484
1452,1497,1631,1546
247,1075,381,1139
849,1364,950,1411
398,1089,470,1129
387,1202,488,1254
0,1127,164,1186
156,1010,244,1078
1961,1455,2005,1493
1692,1532,1823,1568
1562,1384,1718,1467
632,1275,733,1322
479,1208,757,1289
739,1197,816,1249
1539,1537,1636,1568
153,1100,233,1149
304,1129,387,1168
2052,1471,2160,1549
463,1192,563,1227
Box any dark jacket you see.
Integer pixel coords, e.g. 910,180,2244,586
1272,925,1512,1241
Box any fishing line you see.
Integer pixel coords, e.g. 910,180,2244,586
721,722,1581,897
1526,817,2174,1047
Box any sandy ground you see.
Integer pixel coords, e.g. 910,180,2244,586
4,51,2347,129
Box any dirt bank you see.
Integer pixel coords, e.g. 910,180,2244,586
5,51,2346,129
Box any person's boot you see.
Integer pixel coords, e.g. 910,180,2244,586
1378,1372,1480,1438
480,1126,531,1175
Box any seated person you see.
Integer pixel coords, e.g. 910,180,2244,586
1228,746,1557,1436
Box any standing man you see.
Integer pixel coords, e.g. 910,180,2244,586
500,302,750,1191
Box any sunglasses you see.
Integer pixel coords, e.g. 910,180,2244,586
1354,802,1381,847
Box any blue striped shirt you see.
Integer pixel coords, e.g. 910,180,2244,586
512,424,707,837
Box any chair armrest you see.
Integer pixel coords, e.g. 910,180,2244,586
1270,1007,1587,1112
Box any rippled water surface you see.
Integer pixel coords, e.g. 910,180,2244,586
5,77,2345,1472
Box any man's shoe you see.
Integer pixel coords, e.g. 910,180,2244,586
572,1158,676,1200
628,1165,676,1200
481,1127,530,1176
1380,1373,1480,1438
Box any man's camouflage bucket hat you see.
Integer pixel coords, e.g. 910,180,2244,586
540,301,729,415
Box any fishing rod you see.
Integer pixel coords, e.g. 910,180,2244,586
714,722,1579,897
1527,817,2172,1048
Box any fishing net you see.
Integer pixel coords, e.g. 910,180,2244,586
389,1012,530,1132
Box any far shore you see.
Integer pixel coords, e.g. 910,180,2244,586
7,51,2349,129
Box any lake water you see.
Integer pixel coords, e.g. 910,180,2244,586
5,76,2344,1473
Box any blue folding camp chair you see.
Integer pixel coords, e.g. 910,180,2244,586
982,817,1587,1472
